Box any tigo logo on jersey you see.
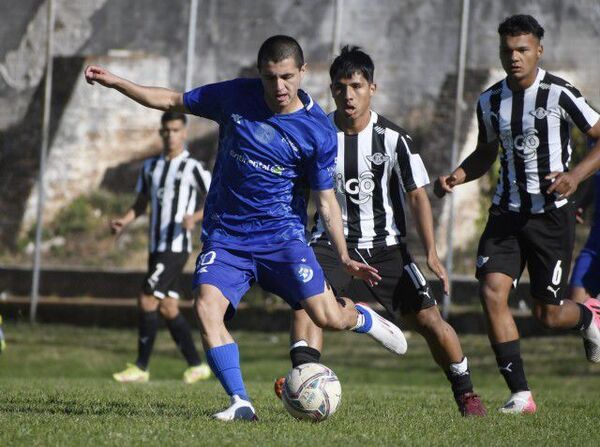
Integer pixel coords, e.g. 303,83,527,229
335,171,376,205
296,264,314,283
500,128,540,160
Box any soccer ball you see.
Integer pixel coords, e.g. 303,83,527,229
281,362,342,422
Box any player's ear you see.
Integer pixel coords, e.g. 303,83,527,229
299,63,307,80
537,43,543,58
370,83,377,96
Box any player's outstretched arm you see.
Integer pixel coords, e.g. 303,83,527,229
434,139,499,198
546,120,600,199
110,193,147,235
84,65,185,112
312,189,381,285
406,187,449,294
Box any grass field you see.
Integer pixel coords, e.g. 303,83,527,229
1,323,599,446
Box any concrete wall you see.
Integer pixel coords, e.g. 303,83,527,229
1,0,599,249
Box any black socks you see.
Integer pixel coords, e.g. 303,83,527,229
492,340,529,393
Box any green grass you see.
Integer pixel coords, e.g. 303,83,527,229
1,324,599,446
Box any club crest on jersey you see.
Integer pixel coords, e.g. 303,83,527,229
366,152,390,166
476,256,489,268
296,264,314,283
530,107,550,120
255,122,276,145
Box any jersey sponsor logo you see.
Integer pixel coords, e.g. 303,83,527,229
366,152,390,166
500,128,540,160
231,113,242,124
296,264,314,283
255,122,276,144
335,171,376,205
476,256,489,268
229,150,285,175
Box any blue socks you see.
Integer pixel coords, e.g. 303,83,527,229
353,305,373,333
206,343,249,401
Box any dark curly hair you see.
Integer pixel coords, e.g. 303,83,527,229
498,14,544,40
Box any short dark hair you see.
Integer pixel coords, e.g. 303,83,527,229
498,14,544,40
257,35,304,69
161,111,187,126
329,45,375,84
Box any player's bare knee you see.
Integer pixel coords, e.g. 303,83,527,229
414,306,442,331
139,294,159,312
159,300,179,319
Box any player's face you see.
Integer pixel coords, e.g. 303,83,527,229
160,119,187,154
330,72,376,121
259,57,306,114
499,33,543,84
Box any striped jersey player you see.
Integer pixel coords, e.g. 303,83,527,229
435,14,600,415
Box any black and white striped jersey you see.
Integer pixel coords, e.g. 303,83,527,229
311,111,429,249
478,68,599,214
136,150,211,253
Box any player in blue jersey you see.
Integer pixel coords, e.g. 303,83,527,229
569,138,600,358
85,35,407,421
569,138,600,303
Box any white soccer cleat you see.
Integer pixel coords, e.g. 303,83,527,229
582,298,600,363
354,303,407,355
498,391,537,414
212,395,258,421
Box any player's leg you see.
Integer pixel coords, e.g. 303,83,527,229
258,241,407,355
369,244,485,416
523,208,600,363
155,253,210,383
193,247,257,421
114,253,164,383
476,208,534,413
112,292,157,383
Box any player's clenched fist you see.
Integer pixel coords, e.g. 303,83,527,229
434,174,458,198
110,218,126,235
84,65,118,87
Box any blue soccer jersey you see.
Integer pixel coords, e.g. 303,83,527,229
183,78,336,247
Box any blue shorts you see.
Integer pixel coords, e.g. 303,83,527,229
570,230,600,297
192,240,325,319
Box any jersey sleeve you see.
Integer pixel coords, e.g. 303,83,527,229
395,133,429,192
477,96,497,144
183,80,235,122
192,162,211,196
135,163,148,195
307,132,337,190
558,85,600,133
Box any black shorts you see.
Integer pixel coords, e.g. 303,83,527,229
142,251,189,299
476,204,576,305
311,242,437,318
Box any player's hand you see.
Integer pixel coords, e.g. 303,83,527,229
182,214,195,230
427,253,449,295
110,218,125,235
576,207,585,224
342,258,381,287
84,65,118,87
545,171,580,199
434,174,458,198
